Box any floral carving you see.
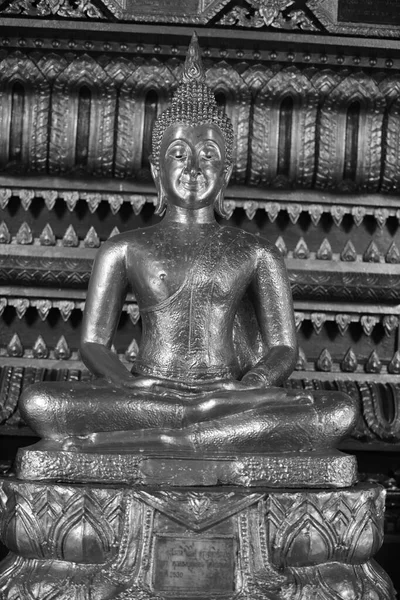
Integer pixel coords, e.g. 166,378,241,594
0,482,392,599
3,0,104,18
219,0,319,31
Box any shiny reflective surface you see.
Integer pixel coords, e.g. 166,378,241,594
157,123,230,210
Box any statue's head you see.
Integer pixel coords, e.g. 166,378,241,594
150,33,234,217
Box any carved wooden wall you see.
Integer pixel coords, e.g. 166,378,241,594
2,52,400,192
1,4,400,570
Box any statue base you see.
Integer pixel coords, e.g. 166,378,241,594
15,445,358,488
0,476,395,599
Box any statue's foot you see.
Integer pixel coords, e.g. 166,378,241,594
60,429,196,454
62,434,97,451
185,387,313,426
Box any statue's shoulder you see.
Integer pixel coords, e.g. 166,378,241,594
221,225,283,262
97,228,150,255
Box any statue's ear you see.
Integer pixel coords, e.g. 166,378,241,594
223,162,233,189
150,156,160,191
150,156,167,216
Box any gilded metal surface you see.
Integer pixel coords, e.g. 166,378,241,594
0,479,394,599
18,36,357,457
15,447,358,487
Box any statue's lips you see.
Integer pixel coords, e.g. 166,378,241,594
179,178,206,192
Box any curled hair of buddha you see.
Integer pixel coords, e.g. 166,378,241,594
151,33,234,218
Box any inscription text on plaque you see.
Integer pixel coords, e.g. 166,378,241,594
152,535,236,592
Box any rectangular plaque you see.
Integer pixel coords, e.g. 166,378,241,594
125,0,199,15
338,0,400,26
152,535,235,592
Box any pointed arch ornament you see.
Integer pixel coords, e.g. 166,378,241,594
316,72,385,191
49,54,116,176
115,60,176,178
0,52,50,172
205,62,251,183
250,66,318,187
379,75,400,193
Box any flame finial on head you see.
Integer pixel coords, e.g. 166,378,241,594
181,32,206,84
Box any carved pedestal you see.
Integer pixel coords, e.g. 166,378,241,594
0,473,395,599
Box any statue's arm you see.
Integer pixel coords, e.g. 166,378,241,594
80,240,134,385
241,243,298,388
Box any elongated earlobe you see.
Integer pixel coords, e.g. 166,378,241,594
150,157,167,216
150,156,159,189
214,189,229,218
155,190,167,216
224,163,233,187
214,162,233,218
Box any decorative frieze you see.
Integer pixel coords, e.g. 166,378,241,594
2,293,399,333
0,480,392,599
1,0,400,45
2,186,400,232
0,54,398,191
2,244,400,302
219,0,319,32
3,221,400,266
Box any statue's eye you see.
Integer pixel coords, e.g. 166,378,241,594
168,145,187,160
201,146,219,161
172,150,186,160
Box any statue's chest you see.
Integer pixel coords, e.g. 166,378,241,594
130,234,251,307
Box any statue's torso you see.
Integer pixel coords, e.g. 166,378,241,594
124,223,258,382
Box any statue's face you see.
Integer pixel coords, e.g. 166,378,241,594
157,123,228,210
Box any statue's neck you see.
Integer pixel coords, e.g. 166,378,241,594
162,204,217,226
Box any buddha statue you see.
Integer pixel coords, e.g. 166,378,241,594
19,34,357,456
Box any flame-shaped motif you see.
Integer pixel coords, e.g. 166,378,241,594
181,32,206,84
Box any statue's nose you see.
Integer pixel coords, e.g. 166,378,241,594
185,155,200,177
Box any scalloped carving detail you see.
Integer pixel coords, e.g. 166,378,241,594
250,66,318,188
0,52,50,172
49,54,116,177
